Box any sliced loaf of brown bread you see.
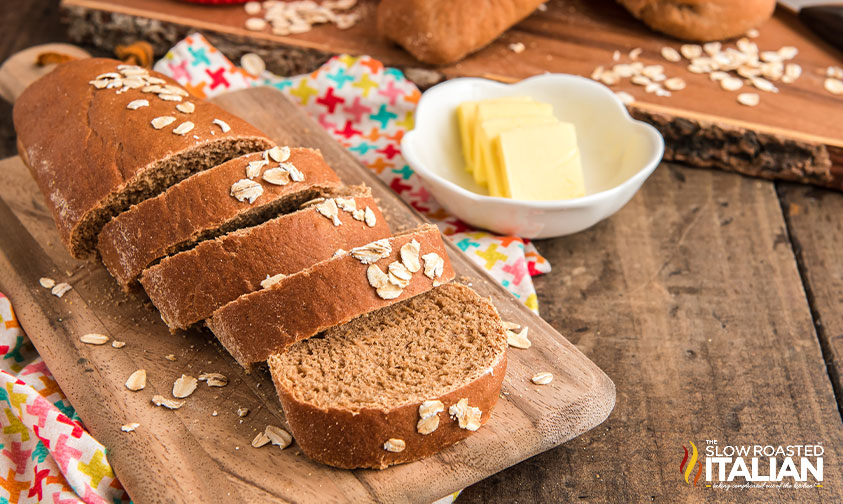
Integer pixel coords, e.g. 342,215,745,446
208,223,455,367
140,185,391,331
268,283,508,469
13,58,273,258
97,147,342,289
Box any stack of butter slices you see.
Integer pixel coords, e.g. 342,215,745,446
13,58,508,469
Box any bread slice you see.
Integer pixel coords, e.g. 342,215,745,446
140,185,391,331
97,148,342,289
13,58,273,258
268,283,508,469
208,223,455,367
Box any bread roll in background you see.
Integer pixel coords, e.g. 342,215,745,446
377,0,546,65
617,0,776,41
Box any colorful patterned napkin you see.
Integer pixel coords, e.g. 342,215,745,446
0,294,130,504
153,33,551,313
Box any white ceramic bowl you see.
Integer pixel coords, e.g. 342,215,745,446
401,74,664,238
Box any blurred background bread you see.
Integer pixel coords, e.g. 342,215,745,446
617,0,777,41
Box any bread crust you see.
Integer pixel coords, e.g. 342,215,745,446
12,58,272,258
208,224,455,367
377,0,546,65
617,0,776,41
97,148,341,289
140,186,391,331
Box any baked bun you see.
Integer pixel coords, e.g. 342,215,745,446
617,0,776,41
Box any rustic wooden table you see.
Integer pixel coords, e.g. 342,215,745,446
2,1,842,502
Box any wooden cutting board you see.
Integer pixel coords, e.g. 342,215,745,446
60,0,843,190
0,86,615,504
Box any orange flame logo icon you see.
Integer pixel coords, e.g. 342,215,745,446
680,441,703,487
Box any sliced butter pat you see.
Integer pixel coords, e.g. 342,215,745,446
477,115,559,198
472,100,553,186
494,121,585,201
457,96,533,174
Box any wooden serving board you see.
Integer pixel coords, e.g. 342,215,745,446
60,0,843,190
0,87,615,504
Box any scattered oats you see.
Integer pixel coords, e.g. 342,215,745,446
417,415,440,435
52,282,72,297
613,64,635,78
352,209,365,221
121,423,140,432
680,44,702,59
198,372,229,387
213,118,231,133
746,28,760,38
125,369,146,391
112,341,126,348
245,17,268,31
590,65,604,81
172,121,194,135
720,77,743,91
377,281,403,300
212,411,218,417
241,53,266,76
737,66,761,79
152,395,184,409
246,159,268,179
614,91,634,105
267,146,291,163
173,374,198,398
628,47,642,60
165,354,176,361
80,333,108,345
449,398,482,431
760,51,781,63
265,425,293,449
644,82,661,94
825,78,843,95
126,99,149,110
702,42,721,56
158,93,183,102
782,63,801,83
642,65,663,79
612,50,621,62
419,400,445,420
663,77,685,91
778,46,798,60
145,76,166,85
827,66,843,79
238,407,249,418
507,327,531,349
387,261,412,288
315,198,342,226
151,116,176,129
532,372,554,385
261,273,286,289
90,79,109,89
351,239,392,264
367,264,389,289
422,253,444,281
299,197,325,208
262,167,291,185
400,239,421,272
244,1,261,15
333,248,347,258
39,277,55,289
661,46,681,62
687,64,708,74
750,77,778,93
736,37,757,54
737,92,760,106
631,75,650,86
335,197,357,212
600,71,618,86
383,438,405,452
709,71,729,82
176,102,195,114
502,320,521,331
364,206,376,227
251,432,271,448
509,42,526,54
230,179,264,204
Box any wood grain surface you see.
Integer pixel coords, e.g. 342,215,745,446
60,0,843,189
0,86,614,504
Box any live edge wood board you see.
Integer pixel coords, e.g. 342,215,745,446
0,87,615,504
60,0,843,190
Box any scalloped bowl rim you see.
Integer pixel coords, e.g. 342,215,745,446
402,73,664,209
